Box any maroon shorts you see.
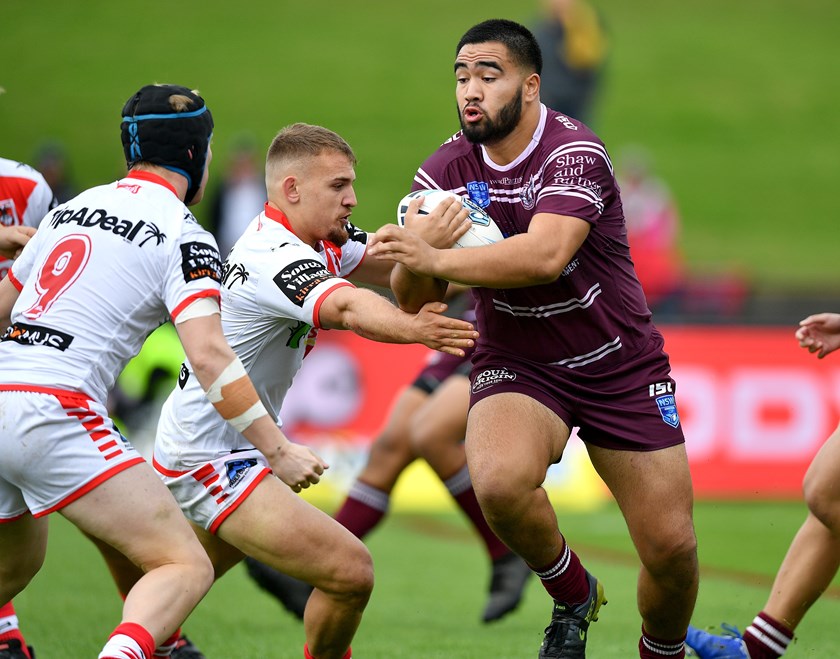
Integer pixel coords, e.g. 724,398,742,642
412,345,474,395
468,332,684,452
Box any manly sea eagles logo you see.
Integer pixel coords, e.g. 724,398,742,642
519,175,537,210
471,367,517,394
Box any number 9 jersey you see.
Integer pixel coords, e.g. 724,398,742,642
0,170,222,404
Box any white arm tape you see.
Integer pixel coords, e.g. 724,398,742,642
206,356,269,433
175,297,221,324
205,357,247,403
226,401,269,433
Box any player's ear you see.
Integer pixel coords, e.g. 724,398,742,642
525,73,540,103
281,175,300,203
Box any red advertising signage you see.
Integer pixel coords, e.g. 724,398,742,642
281,326,835,499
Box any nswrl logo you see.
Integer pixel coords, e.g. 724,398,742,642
226,458,258,488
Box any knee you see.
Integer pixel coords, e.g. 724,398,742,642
803,474,840,531
408,421,443,461
639,523,698,580
368,428,414,466
192,549,216,593
333,544,375,604
471,475,520,525
0,561,40,599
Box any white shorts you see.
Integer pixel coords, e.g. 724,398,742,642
0,386,145,520
153,447,271,534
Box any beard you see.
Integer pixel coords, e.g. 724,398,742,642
326,224,349,246
459,89,523,145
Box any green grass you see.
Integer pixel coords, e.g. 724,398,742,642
14,501,840,657
2,0,839,293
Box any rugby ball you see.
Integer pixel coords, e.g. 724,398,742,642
396,189,504,249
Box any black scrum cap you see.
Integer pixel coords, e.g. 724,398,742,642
120,84,214,204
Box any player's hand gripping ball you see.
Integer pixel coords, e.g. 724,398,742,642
396,189,504,249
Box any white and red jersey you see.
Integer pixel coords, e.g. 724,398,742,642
154,203,367,467
0,156,57,279
0,170,222,404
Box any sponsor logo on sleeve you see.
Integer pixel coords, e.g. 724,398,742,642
273,259,335,307
1,321,74,351
225,457,259,488
180,241,222,283
471,367,517,394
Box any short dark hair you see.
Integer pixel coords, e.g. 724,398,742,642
456,19,542,75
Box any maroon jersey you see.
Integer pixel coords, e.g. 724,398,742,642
412,105,653,372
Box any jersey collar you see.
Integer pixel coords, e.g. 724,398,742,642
263,202,297,233
124,169,180,197
263,203,341,263
480,103,547,172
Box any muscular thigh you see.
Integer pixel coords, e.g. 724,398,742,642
804,420,840,496
216,476,367,589
466,392,572,492
61,462,204,570
412,374,470,445
588,443,694,546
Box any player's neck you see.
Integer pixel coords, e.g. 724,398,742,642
129,164,189,201
482,104,541,167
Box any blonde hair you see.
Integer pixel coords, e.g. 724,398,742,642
168,93,196,112
265,123,356,183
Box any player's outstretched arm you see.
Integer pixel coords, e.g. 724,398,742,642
0,225,36,260
318,285,477,356
175,312,328,491
796,313,840,359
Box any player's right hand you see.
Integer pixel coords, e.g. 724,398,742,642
272,441,329,493
0,225,36,259
413,300,478,356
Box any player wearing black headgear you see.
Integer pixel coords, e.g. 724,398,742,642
121,84,214,205
0,82,330,659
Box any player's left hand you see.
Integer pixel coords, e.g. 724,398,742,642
403,196,471,249
411,300,478,356
368,224,439,276
796,313,840,359
272,442,329,493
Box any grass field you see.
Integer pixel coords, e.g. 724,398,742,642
14,500,840,657
3,0,839,292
